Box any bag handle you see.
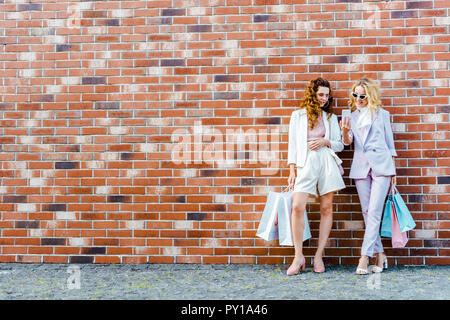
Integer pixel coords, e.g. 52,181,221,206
391,185,398,195
282,185,293,193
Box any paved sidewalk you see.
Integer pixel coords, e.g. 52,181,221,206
0,263,448,300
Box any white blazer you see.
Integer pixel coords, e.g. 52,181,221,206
288,109,344,168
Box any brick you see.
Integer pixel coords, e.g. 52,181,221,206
391,11,417,19
15,221,40,229
406,1,433,9
82,77,106,85
17,255,42,263
240,178,265,186
187,25,212,32
41,238,66,246
43,204,67,211
187,212,207,221
69,256,94,264
253,15,271,23
94,102,120,109
424,240,450,248
437,176,450,184
55,162,78,169
3,196,27,203
108,195,131,203
18,4,42,11
255,66,280,73
214,92,239,100
56,44,72,52
162,9,185,16
257,117,281,125
214,75,239,82
103,19,120,26
200,204,226,212
323,56,349,63
160,59,185,67
81,247,106,255
37,95,55,102
158,18,172,25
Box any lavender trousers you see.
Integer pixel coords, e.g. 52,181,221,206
354,169,392,258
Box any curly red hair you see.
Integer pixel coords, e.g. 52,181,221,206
299,77,334,129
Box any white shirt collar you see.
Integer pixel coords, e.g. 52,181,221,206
356,106,372,128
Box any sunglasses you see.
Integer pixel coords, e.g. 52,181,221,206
352,92,367,100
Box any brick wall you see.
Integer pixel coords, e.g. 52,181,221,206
0,0,448,265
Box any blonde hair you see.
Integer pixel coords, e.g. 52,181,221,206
349,78,382,116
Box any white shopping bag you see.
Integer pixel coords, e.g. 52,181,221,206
277,190,312,246
256,191,280,241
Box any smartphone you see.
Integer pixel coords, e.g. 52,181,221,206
321,97,333,111
342,109,351,119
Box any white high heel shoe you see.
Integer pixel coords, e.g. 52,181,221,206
372,256,388,273
355,257,370,275
355,267,369,275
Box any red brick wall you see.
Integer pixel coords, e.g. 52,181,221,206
0,0,448,265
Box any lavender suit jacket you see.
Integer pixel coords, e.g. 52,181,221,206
343,108,397,179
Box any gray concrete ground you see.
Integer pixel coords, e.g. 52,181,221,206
0,263,448,300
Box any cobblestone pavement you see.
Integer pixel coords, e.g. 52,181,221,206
0,263,448,300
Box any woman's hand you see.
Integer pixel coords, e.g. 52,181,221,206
391,157,397,188
391,175,397,187
340,116,351,132
340,117,352,144
308,138,329,151
288,171,296,189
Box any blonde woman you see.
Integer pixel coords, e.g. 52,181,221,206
286,77,345,276
340,78,397,275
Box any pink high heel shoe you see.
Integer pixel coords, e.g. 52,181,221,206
287,256,306,276
313,257,325,273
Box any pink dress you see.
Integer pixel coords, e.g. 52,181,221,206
307,115,326,141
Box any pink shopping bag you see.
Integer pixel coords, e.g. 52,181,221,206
391,202,408,248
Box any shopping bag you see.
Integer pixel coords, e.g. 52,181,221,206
256,191,280,241
277,190,312,246
391,201,408,248
380,191,393,238
391,187,416,232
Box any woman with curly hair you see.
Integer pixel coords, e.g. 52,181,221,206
286,77,345,275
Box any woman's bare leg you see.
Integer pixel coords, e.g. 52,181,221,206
314,191,334,270
287,191,309,274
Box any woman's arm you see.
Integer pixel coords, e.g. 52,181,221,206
329,114,344,152
287,164,296,188
340,116,353,146
287,112,297,166
384,110,397,186
384,110,397,157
